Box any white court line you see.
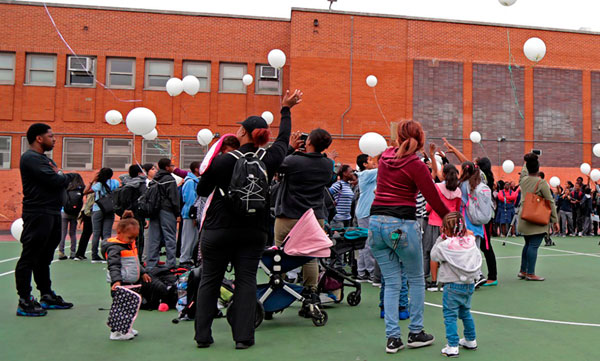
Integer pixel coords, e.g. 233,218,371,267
493,238,600,258
0,249,93,278
425,302,600,327
0,256,19,264
496,253,600,260
0,241,78,264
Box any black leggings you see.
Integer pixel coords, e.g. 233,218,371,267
75,214,93,258
194,227,266,344
482,222,498,281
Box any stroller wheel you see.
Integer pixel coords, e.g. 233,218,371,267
347,291,361,306
312,310,328,327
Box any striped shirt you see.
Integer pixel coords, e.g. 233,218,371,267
416,192,428,218
330,180,354,221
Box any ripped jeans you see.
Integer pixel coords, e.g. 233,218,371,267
369,215,426,339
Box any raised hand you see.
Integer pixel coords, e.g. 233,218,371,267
290,131,304,150
282,89,303,108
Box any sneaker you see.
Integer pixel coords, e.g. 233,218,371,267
386,337,405,353
356,274,370,283
73,255,86,261
91,257,106,264
131,329,139,337
58,252,67,260
69,255,76,260
40,292,73,310
459,338,477,350
441,345,459,357
399,307,410,320
16,296,47,317
426,281,439,292
110,331,135,341
372,280,382,288
407,330,435,348
474,276,487,289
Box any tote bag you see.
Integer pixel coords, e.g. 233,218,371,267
521,179,551,226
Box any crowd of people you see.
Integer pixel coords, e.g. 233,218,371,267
17,88,590,356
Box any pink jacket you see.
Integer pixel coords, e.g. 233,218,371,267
427,182,462,227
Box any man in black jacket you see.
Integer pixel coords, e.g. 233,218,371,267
274,128,335,296
146,158,180,270
15,123,75,316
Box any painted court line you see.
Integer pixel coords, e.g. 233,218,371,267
496,253,600,260
0,249,93,278
425,302,600,327
493,238,600,258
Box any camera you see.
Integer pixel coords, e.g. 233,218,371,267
299,133,308,142
532,149,542,156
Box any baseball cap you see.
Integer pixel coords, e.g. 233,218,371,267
238,116,268,133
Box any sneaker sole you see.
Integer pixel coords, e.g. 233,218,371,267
385,345,405,353
442,352,459,358
407,338,435,348
41,303,73,310
16,309,47,317
460,345,478,350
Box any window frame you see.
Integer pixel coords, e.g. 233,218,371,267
106,57,136,89
102,138,133,171
144,59,174,90
65,55,97,87
219,62,247,94
179,140,207,169
25,53,57,86
62,137,94,170
21,136,53,159
255,64,282,95
142,139,172,165
0,52,16,85
0,136,11,170
182,60,211,93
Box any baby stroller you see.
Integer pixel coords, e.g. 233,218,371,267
318,227,368,306
256,209,333,327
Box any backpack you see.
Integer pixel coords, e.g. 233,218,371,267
136,181,163,218
64,187,84,216
466,182,494,225
114,182,145,217
224,149,269,216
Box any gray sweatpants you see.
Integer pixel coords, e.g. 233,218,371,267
59,213,78,255
180,218,199,264
146,210,177,270
356,217,375,277
422,223,440,279
91,210,114,259
559,210,573,235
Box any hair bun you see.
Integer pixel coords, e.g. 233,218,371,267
524,153,538,162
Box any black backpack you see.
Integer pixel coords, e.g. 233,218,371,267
136,180,163,218
224,149,269,216
64,187,84,216
113,183,143,217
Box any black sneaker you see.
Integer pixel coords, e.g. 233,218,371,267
17,296,47,317
474,276,487,289
40,292,74,310
356,274,370,283
407,330,435,348
91,256,106,264
386,337,405,353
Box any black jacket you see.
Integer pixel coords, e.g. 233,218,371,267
20,150,74,215
274,151,335,219
197,107,292,231
154,170,180,216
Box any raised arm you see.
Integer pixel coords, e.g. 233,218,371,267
443,137,468,164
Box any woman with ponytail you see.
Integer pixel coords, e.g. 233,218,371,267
475,157,499,287
194,90,303,349
370,120,450,353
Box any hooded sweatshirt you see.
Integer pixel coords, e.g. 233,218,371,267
370,148,449,220
426,182,462,227
430,234,482,284
181,173,199,219
102,237,146,285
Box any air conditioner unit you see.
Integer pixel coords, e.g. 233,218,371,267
68,57,92,72
259,65,278,79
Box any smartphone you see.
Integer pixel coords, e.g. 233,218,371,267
532,149,542,156
300,133,308,142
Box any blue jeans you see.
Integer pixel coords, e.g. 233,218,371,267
520,233,544,274
379,264,409,309
370,215,425,338
443,283,476,347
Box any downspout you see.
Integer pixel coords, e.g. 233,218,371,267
340,15,354,137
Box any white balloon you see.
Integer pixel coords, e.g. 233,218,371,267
166,77,183,96
499,0,517,6
126,107,157,136
142,129,158,141
366,75,378,88
182,75,200,96
436,161,443,172
580,163,591,175
523,37,547,62
197,129,214,146
242,74,253,86
593,144,600,157
502,160,515,174
261,111,274,125
359,132,388,157
268,49,286,69
11,218,23,241
434,154,443,165
105,110,123,125
591,169,600,182
470,131,482,144
549,176,561,188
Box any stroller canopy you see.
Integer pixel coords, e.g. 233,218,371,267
283,209,333,258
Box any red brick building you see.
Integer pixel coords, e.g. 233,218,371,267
0,1,598,228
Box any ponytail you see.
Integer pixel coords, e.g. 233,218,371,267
250,128,270,147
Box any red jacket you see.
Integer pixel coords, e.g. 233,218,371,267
498,189,518,204
372,148,449,219
427,183,462,227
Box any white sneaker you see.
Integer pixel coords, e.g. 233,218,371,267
131,329,138,337
459,338,477,350
441,345,459,357
110,331,135,341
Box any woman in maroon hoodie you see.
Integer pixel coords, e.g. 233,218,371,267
369,120,450,354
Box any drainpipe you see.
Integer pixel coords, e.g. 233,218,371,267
340,16,354,137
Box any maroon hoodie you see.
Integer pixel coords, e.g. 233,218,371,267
371,148,449,219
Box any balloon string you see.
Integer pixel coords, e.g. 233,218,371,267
131,134,147,177
372,88,390,130
43,3,141,103
506,29,525,122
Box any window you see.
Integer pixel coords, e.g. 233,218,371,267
0,52,15,85
0,136,11,169
180,140,207,169
21,137,52,159
66,55,96,86
183,61,210,92
219,63,246,93
142,139,171,164
26,54,56,85
255,64,282,95
103,139,132,170
145,59,173,89
63,138,93,170
106,58,135,89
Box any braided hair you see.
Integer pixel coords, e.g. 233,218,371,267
442,211,466,238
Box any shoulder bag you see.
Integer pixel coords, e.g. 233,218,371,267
521,179,551,225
